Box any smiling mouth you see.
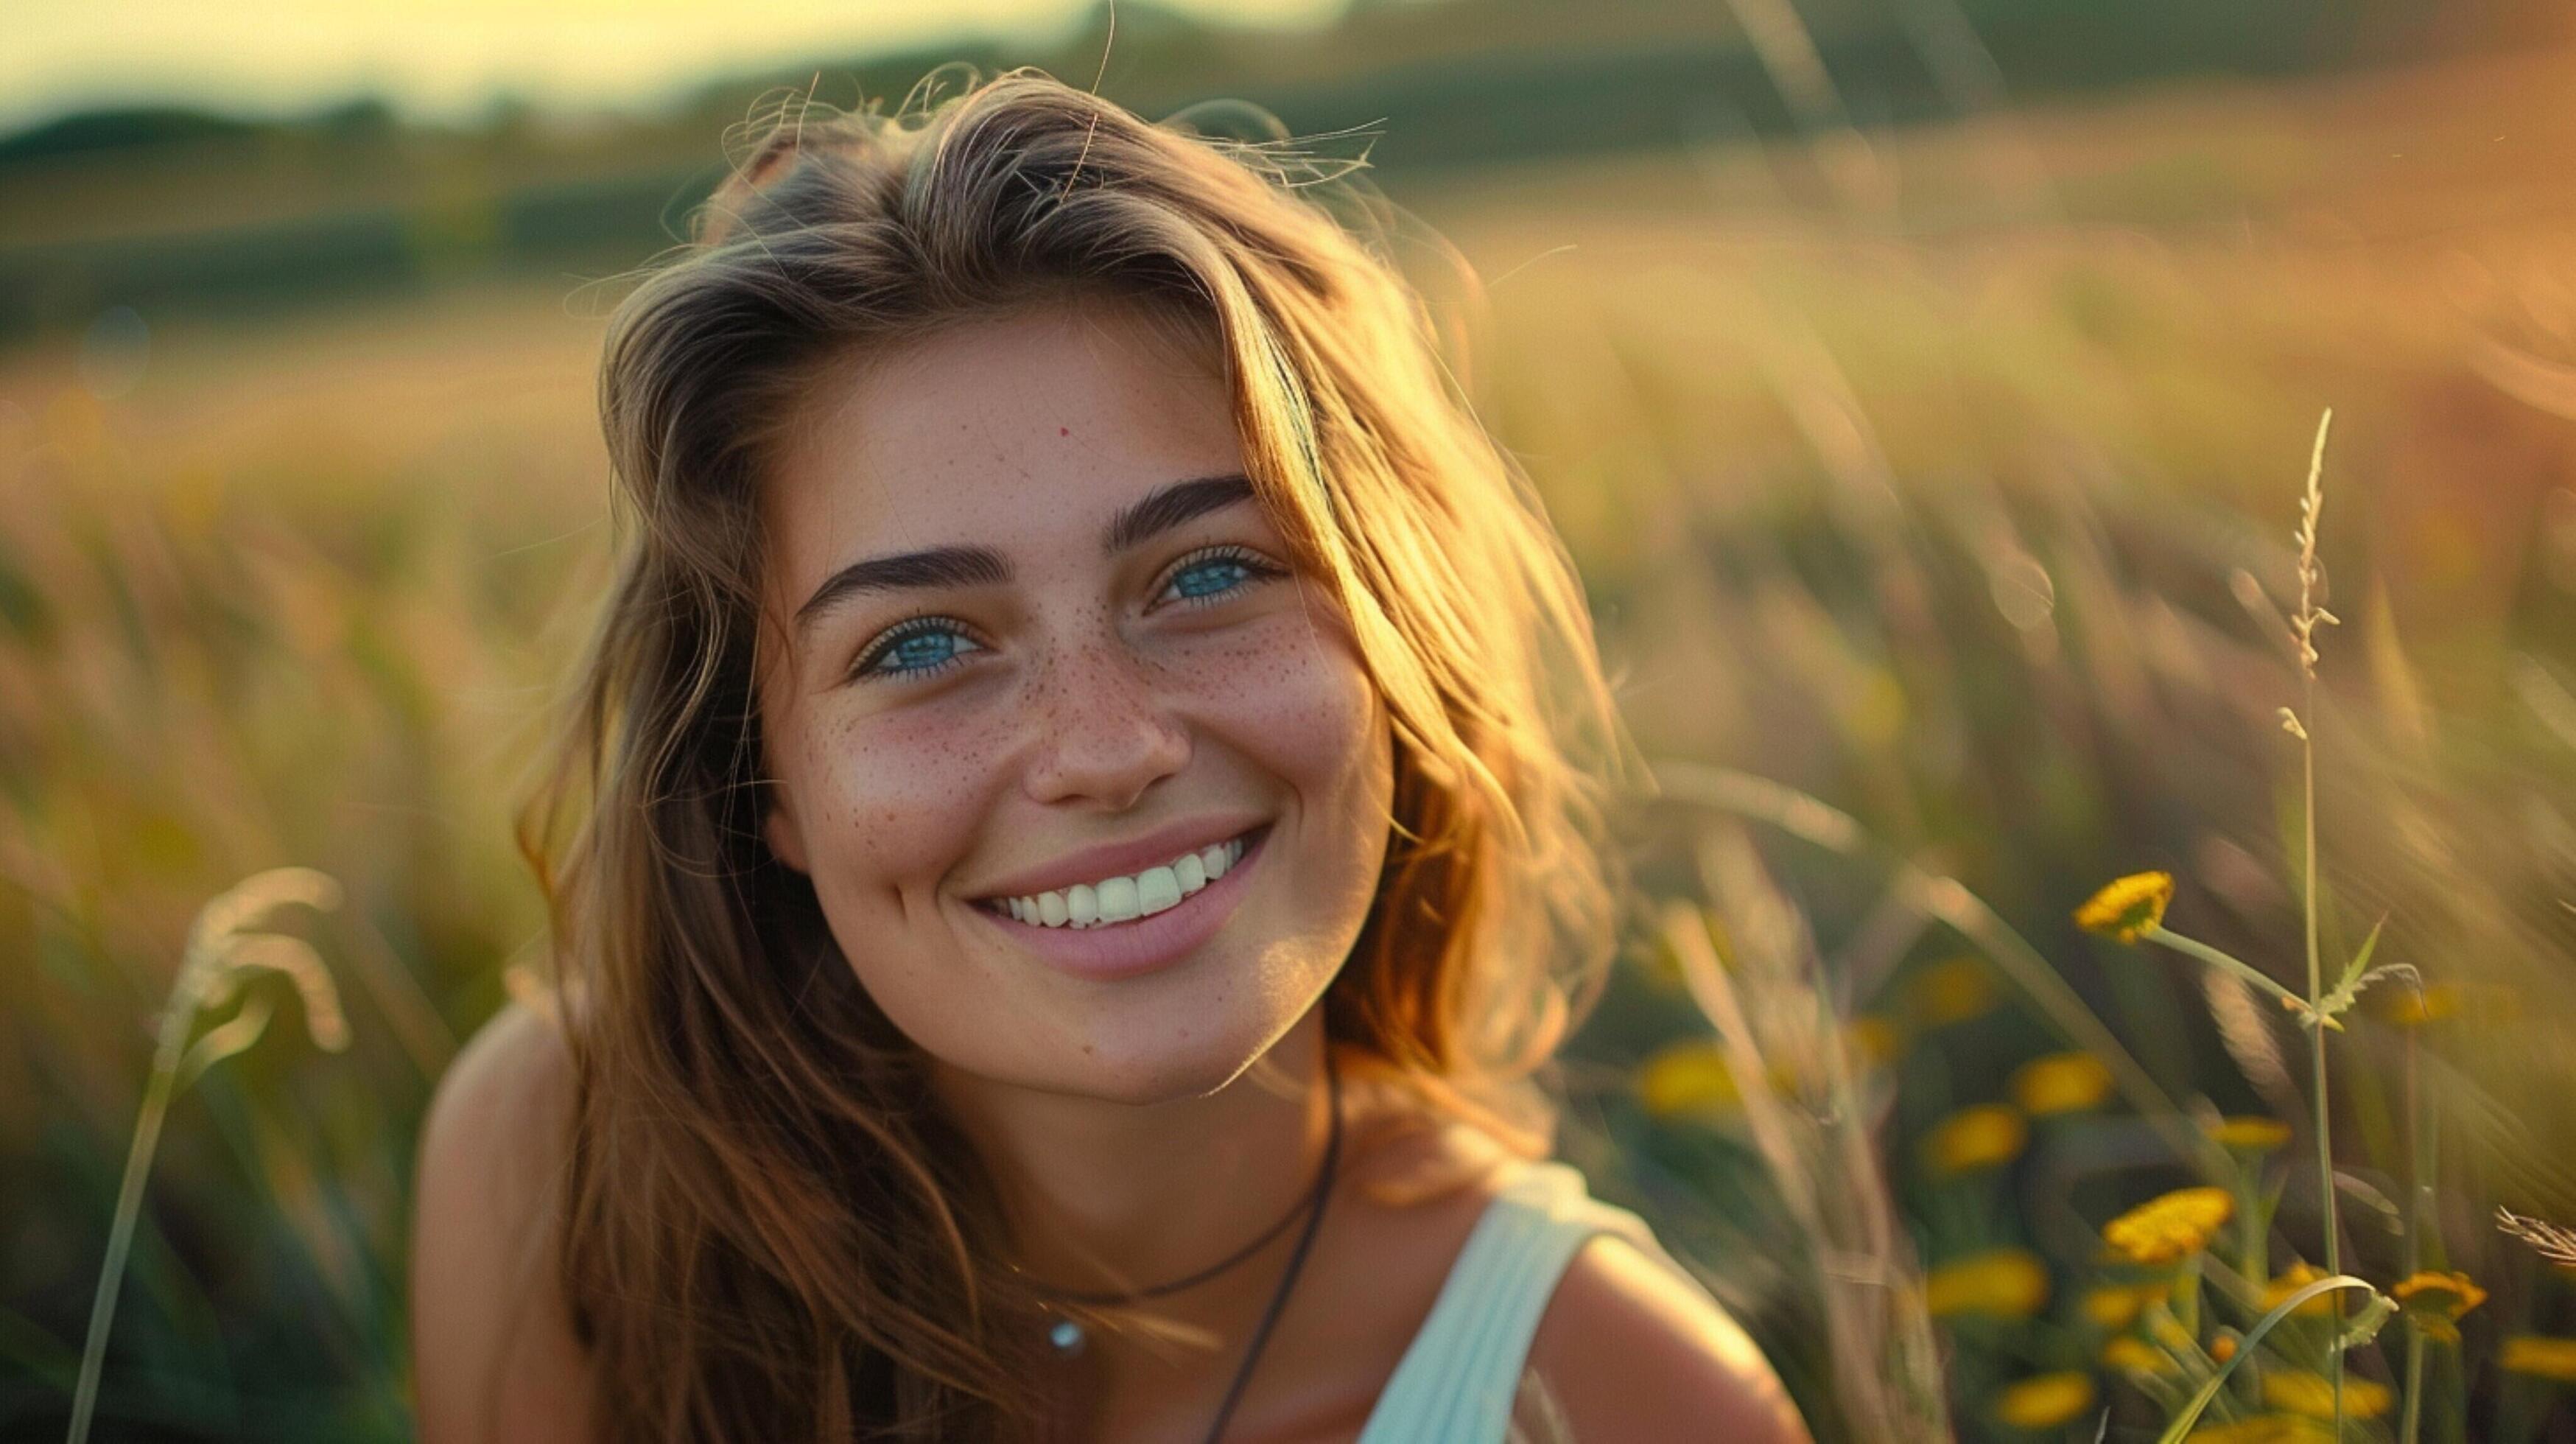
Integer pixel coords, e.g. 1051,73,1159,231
975,825,1266,929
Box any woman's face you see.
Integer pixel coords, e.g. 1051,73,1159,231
753,295,1396,1104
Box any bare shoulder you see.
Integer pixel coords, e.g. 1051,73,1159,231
410,1000,597,1444
1522,1227,1811,1443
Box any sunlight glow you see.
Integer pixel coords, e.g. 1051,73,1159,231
4,0,1352,132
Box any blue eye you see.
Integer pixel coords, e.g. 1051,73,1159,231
853,618,983,683
849,549,1280,686
1160,547,1281,607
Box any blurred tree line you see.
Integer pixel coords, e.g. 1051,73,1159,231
2,0,2571,341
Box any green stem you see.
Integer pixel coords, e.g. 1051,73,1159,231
2402,1028,2421,1275
2300,676,2343,1434
66,997,194,1444
2234,1166,2267,1308
2175,1256,2203,1340
2401,1329,2425,1444
2399,1010,2442,1444
2140,927,2334,1028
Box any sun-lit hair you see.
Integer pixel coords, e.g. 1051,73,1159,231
514,63,1637,1440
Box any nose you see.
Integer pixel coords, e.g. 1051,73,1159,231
1019,634,1191,811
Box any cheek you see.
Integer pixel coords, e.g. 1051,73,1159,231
791,706,1018,889
1173,601,1390,807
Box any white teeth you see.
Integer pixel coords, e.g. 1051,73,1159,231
996,833,1252,928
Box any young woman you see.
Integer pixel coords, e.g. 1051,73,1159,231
410,68,1809,1443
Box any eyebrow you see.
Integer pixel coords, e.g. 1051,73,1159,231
793,472,1257,637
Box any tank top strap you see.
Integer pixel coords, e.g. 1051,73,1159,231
1355,1158,1666,1444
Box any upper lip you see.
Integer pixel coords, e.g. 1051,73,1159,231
968,815,1268,902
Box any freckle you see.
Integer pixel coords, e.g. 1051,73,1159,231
1059,427,1070,437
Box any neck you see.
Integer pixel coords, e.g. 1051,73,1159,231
930,1008,1337,1308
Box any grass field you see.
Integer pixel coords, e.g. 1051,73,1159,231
5,45,2575,1441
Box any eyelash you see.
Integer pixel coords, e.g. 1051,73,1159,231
845,544,1287,685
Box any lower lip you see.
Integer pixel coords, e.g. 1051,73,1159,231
972,825,1271,983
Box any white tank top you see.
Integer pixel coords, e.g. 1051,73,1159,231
1352,1160,1707,1443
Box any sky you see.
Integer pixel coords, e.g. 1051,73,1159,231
3,0,1352,135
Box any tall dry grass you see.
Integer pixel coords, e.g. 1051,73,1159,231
6,49,2576,1440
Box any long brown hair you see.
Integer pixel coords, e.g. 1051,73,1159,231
515,65,1637,1441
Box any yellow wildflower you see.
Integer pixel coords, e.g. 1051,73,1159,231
2392,1269,2485,1342
1925,1249,2052,1319
2011,1052,2115,1116
1637,1041,1744,1122
2263,1370,2392,1420
1912,956,1996,1026
2261,1262,2338,1317
1993,1372,2096,1429
2186,1418,2331,1443
2390,1270,2484,1310
2207,1115,2294,1152
2209,1331,2239,1364
1926,1104,2029,1174
2499,1334,2576,1381
2080,1283,2153,1331
2075,871,2173,942
2102,1187,2234,1266
2100,1334,2177,1375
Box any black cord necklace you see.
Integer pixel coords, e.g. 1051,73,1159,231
1198,1047,1340,1443
1022,1046,1344,1443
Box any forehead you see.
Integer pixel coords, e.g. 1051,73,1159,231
759,297,1242,584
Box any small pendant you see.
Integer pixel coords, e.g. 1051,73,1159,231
1047,1317,1087,1357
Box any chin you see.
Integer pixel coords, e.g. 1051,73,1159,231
1049,1006,1298,1107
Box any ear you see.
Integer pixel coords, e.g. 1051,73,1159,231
762,782,811,875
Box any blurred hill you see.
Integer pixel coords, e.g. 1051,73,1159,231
2,0,2569,342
